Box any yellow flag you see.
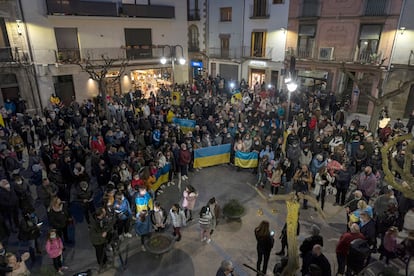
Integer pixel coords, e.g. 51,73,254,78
172,91,181,106
167,110,175,123
0,113,4,127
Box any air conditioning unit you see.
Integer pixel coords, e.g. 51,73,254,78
319,47,334,60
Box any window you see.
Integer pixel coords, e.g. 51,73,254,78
358,24,382,62
220,35,230,58
188,0,200,20
54,28,80,62
188,25,199,52
302,0,319,17
124,28,152,59
220,7,232,22
365,0,387,16
251,31,266,57
253,0,268,17
297,24,316,58
273,0,284,3
0,18,11,62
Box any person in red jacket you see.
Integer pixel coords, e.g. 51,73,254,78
335,223,365,275
179,143,191,181
90,135,106,154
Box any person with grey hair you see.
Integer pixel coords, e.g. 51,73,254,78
302,244,331,276
216,259,235,276
300,224,324,274
335,223,364,276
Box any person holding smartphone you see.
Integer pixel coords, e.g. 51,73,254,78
254,220,274,275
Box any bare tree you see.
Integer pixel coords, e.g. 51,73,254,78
340,63,414,132
78,54,128,113
381,133,414,199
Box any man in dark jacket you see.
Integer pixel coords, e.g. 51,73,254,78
300,224,324,272
0,179,19,232
302,244,331,276
89,207,111,267
334,164,353,206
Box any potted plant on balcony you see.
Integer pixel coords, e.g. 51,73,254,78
222,199,245,220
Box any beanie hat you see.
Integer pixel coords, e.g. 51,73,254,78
311,224,320,236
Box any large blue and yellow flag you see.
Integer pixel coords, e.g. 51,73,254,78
235,151,258,168
172,117,196,134
194,144,231,168
151,163,171,192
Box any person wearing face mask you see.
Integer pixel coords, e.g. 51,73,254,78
75,181,95,224
302,244,331,276
216,259,235,276
89,207,110,267
12,176,32,214
113,191,132,240
150,201,167,232
8,132,24,161
355,166,377,202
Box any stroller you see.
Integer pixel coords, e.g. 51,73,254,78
347,239,371,275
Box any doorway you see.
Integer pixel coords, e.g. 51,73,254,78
250,69,266,89
53,75,75,106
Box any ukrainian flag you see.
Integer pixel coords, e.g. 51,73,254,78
172,117,196,134
172,91,181,106
235,151,258,168
151,163,171,192
194,144,231,168
230,89,242,104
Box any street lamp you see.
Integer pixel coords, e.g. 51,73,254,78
285,80,297,128
160,45,186,85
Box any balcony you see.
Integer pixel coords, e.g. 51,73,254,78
209,47,242,59
250,4,270,19
355,49,383,64
46,0,175,19
57,49,81,63
0,47,30,63
0,47,13,62
188,45,200,53
46,0,117,16
300,1,319,18
287,47,315,59
122,4,175,19
242,46,273,59
364,0,388,16
54,47,166,63
188,9,200,21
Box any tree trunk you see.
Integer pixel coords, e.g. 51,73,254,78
282,199,300,275
368,102,382,134
98,79,108,117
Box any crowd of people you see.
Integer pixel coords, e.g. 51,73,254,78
0,74,412,275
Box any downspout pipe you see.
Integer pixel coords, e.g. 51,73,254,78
382,0,406,96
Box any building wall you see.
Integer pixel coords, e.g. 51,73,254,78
20,0,189,107
392,0,414,65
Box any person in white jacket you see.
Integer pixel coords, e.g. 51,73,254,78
313,166,334,210
168,203,186,241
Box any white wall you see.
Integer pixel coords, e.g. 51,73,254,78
208,0,244,51
392,0,414,65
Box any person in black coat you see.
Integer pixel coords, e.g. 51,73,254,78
18,210,41,261
300,224,323,274
334,163,353,206
0,180,19,232
255,220,274,275
359,211,377,264
302,244,331,276
47,197,71,243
